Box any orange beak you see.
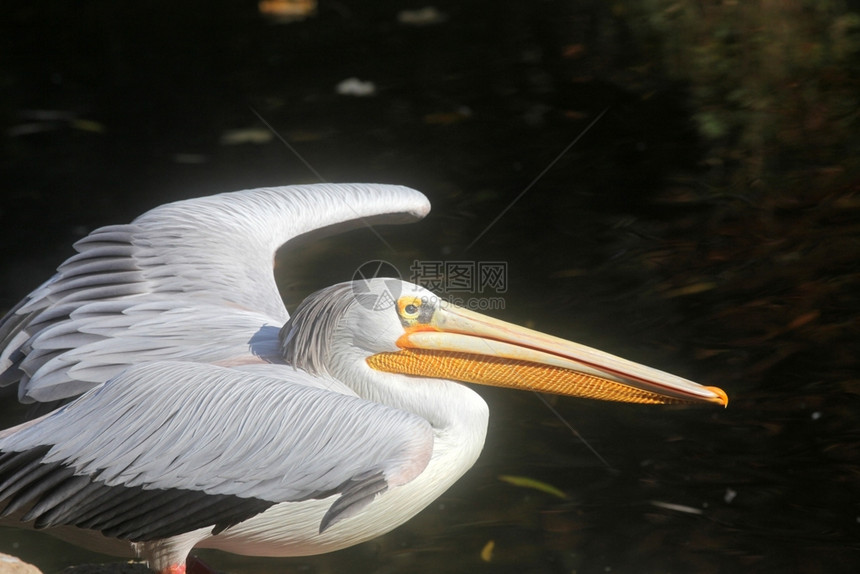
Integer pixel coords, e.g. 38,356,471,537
367,303,727,406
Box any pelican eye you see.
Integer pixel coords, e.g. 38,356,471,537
398,297,423,320
397,296,435,327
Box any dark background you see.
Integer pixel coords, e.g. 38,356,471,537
2,1,859,572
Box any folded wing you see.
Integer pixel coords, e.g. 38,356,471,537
0,361,434,540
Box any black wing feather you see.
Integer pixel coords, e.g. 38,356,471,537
0,446,275,541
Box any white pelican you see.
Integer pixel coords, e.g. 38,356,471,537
0,184,727,573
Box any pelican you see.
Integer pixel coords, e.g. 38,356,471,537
0,184,727,573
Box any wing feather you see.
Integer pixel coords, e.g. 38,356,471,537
0,184,430,404
0,361,434,541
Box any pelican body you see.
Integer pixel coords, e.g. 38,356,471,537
0,184,727,572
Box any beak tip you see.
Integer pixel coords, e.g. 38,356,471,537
704,385,729,407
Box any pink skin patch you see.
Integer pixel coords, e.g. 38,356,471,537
161,556,215,574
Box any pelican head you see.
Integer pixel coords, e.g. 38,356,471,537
281,278,728,407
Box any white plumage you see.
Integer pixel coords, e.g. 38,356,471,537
0,183,725,573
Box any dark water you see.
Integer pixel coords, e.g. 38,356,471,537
2,1,859,572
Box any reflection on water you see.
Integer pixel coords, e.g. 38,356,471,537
2,1,859,573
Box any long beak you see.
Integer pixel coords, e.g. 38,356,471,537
366,304,727,406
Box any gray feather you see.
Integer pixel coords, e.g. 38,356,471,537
280,282,357,376
319,471,389,533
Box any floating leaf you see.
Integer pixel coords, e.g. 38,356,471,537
70,119,106,133
219,128,273,145
258,0,317,23
398,7,447,26
649,500,704,515
662,282,717,298
498,475,568,499
480,540,494,562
